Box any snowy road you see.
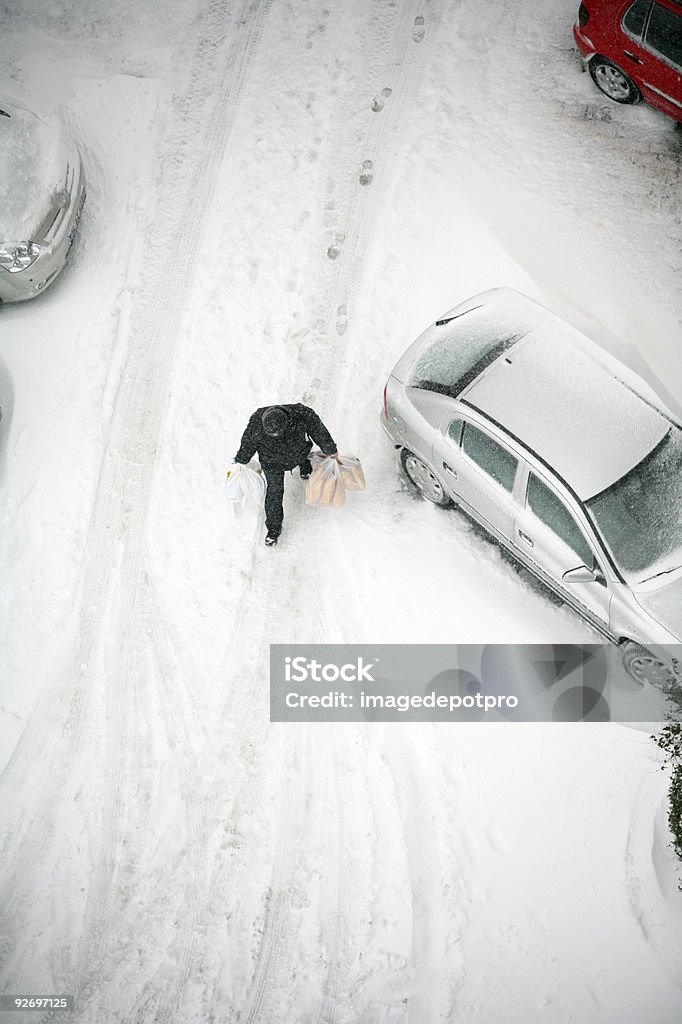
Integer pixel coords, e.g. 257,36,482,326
1,0,682,1021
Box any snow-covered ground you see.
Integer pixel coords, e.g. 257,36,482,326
1,1,681,1021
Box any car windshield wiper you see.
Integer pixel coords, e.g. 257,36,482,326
640,565,681,583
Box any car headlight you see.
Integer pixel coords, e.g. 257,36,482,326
0,242,41,273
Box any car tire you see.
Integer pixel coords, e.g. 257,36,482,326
621,642,678,692
589,56,641,104
400,449,453,508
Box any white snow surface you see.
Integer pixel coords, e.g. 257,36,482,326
1,1,682,1022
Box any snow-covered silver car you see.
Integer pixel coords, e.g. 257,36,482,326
0,99,85,302
381,288,682,690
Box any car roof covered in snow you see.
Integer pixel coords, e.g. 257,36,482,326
461,322,670,500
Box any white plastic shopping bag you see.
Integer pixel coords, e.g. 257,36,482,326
225,462,266,504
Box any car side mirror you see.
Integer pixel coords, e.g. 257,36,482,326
562,564,598,584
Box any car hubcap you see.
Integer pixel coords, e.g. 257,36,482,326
629,654,676,690
405,456,444,503
594,64,631,100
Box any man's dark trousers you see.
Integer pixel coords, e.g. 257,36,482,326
262,458,310,537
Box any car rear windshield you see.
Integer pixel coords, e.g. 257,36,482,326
408,303,534,398
586,426,682,578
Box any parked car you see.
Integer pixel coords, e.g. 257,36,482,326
0,98,86,303
573,0,682,124
381,288,682,691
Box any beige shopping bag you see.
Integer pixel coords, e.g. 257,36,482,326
337,454,365,491
305,459,346,507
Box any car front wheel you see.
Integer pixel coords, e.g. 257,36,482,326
589,56,640,104
400,449,452,508
621,642,678,692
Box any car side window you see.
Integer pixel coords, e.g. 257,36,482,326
461,422,518,492
622,0,650,37
447,418,463,444
645,3,682,67
527,473,594,567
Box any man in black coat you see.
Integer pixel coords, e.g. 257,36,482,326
234,403,338,545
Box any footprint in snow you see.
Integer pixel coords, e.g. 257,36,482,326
359,159,373,186
302,378,322,404
306,21,327,49
336,303,348,335
371,87,392,113
327,232,345,260
412,15,425,42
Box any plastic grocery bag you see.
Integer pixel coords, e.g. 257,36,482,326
337,454,365,492
305,456,346,507
225,462,266,504
305,452,366,507
310,451,366,491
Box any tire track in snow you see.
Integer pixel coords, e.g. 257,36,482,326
384,728,467,1022
240,731,307,1024
315,727,362,1024
68,0,278,1013
237,722,359,1024
317,544,471,1022
122,572,209,1023
0,1,275,1019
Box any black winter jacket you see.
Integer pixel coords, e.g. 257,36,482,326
235,403,337,470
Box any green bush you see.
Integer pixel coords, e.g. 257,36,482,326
669,765,682,862
653,724,682,870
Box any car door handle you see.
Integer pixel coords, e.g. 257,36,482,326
443,462,458,480
518,529,534,548
623,50,643,64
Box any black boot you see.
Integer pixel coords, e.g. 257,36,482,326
265,532,279,547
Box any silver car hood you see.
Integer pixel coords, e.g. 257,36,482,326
0,99,70,241
634,573,682,641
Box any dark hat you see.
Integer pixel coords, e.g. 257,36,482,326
261,406,290,438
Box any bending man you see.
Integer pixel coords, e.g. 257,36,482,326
234,404,338,546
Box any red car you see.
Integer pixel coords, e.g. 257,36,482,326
573,0,682,124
